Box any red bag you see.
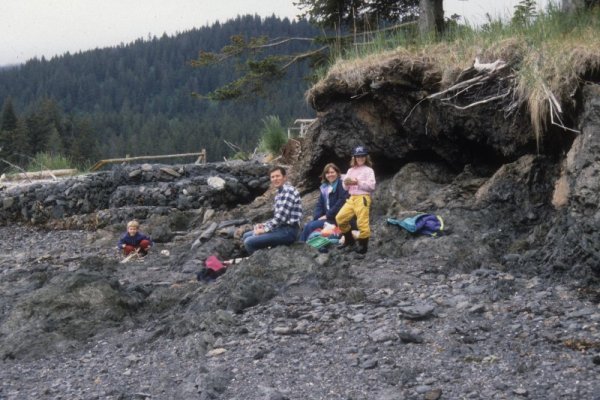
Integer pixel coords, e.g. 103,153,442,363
197,255,227,281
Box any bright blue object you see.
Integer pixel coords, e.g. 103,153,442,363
387,214,444,237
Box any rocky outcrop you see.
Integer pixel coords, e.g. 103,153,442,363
298,55,599,280
299,56,548,184
0,161,270,227
522,84,600,276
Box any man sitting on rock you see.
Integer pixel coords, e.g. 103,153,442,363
242,166,303,255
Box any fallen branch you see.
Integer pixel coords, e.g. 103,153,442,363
2,168,77,181
0,159,33,183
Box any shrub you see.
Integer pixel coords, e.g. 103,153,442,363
26,152,73,172
258,115,287,155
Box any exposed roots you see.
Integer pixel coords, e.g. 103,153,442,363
403,62,518,125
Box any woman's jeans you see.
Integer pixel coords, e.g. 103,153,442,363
299,219,326,242
243,224,299,255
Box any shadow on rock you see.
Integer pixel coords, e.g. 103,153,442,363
0,261,147,361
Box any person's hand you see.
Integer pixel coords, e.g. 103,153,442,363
344,177,357,185
253,224,265,235
318,216,327,220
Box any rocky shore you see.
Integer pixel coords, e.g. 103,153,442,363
0,220,598,399
0,153,599,399
1,47,599,399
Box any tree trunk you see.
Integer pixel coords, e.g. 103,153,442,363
562,0,600,12
419,0,444,38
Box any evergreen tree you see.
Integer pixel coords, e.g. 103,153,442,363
46,127,65,155
0,16,317,163
512,0,538,26
294,0,419,30
65,116,99,167
1,97,18,131
11,119,32,166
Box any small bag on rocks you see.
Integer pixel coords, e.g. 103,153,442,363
196,255,227,282
387,213,444,237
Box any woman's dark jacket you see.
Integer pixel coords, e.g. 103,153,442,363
313,180,349,223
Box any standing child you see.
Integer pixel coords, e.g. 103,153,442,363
336,146,376,254
117,220,153,256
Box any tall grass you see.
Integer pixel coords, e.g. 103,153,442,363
258,115,288,155
26,152,74,172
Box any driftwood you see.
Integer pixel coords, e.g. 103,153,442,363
199,222,218,242
90,150,206,171
217,226,237,238
217,218,249,230
1,168,78,181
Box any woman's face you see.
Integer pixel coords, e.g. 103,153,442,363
325,167,339,183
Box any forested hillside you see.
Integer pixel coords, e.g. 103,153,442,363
0,15,318,170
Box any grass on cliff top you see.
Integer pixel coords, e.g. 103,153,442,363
320,4,600,139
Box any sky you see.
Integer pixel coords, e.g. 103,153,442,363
0,0,552,66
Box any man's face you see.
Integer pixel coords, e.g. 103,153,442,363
270,170,286,189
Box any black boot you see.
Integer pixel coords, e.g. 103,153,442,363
356,238,369,254
339,231,356,252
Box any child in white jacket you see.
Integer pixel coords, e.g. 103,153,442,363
336,145,376,254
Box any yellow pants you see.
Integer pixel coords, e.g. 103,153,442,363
336,195,371,239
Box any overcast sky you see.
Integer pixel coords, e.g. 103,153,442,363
0,0,552,66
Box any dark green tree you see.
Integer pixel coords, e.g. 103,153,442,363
294,0,419,29
26,99,64,155
65,116,99,167
1,97,18,131
11,119,32,165
0,97,20,168
0,16,316,162
512,0,538,26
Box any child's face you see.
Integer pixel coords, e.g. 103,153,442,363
355,155,366,165
127,226,138,236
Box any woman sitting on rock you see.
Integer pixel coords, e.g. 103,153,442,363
300,163,349,242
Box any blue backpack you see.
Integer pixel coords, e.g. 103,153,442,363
387,214,444,237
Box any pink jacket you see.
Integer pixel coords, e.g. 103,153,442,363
342,165,376,195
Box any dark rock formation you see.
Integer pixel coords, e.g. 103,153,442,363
300,58,545,183
0,161,270,228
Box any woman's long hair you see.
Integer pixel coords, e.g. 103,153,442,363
319,163,341,183
350,155,373,168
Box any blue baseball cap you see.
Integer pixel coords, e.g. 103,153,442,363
352,146,368,156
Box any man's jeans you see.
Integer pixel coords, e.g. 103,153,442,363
243,225,299,255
